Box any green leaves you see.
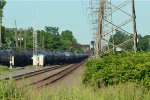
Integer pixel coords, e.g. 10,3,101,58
60,30,77,51
2,26,82,52
83,52,150,88
0,0,6,17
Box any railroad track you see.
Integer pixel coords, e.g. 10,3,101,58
5,62,83,89
5,64,67,80
31,62,83,89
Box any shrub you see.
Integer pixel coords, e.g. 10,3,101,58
82,52,150,88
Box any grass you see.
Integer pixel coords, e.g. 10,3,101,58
0,65,14,74
0,64,43,74
0,79,150,100
36,83,150,100
0,79,30,100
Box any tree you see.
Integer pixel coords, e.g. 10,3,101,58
138,35,150,51
109,30,150,52
1,0,6,48
26,27,33,49
109,30,130,45
60,30,77,51
45,26,59,35
44,26,62,50
109,29,133,51
0,0,6,17
1,25,83,52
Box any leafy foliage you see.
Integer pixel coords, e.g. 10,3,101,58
1,26,83,52
60,30,77,50
0,0,6,17
83,52,150,88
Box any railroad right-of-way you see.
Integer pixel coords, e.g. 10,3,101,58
3,62,84,89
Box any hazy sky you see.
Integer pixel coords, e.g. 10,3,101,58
2,0,150,45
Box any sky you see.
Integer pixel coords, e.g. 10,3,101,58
2,0,150,45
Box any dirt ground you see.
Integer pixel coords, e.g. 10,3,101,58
48,64,85,90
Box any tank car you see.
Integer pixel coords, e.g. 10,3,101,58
0,50,32,67
38,51,54,66
53,51,63,64
59,52,65,64
45,51,54,65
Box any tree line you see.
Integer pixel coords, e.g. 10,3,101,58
1,26,84,52
0,1,84,52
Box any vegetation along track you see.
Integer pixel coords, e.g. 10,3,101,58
30,62,84,89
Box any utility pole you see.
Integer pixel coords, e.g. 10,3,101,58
32,1,39,66
24,30,26,50
15,20,18,48
0,0,2,48
132,0,137,53
95,0,105,58
33,29,38,55
33,28,39,66
88,0,138,56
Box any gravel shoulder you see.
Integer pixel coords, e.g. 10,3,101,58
0,65,59,79
48,64,84,90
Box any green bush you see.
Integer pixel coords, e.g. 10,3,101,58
82,52,150,88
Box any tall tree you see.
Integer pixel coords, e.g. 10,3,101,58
60,30,77,51
44,26,61,50
0,0,6,17
138,35,150,51
45,26,59,35
0,0,6,48
109,29,133,51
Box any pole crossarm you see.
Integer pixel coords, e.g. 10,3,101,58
106,0,131,17
102,18,133,37
104,19,132,35
106,0,132,17
101,37,131,54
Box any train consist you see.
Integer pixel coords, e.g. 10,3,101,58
0,49,89,67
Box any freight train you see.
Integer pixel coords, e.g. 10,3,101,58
0,49,89,67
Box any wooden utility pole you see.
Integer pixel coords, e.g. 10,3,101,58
132,0,137,53
95,0,105,58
